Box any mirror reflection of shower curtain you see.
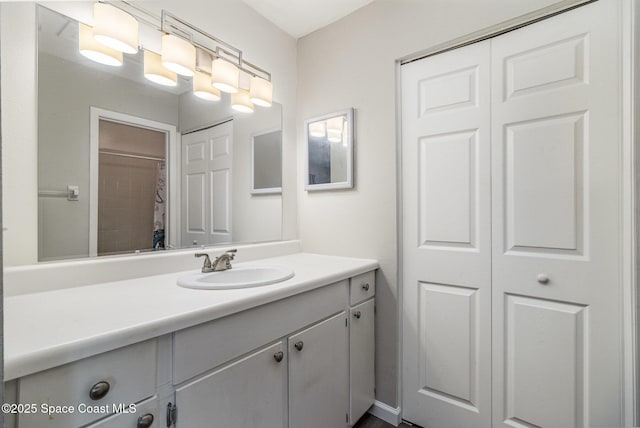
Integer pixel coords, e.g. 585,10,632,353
153,161,166,249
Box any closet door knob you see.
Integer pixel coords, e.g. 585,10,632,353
537,273,550,285
294,341,304,351
362,283,370,291
88,381,110,400
137,413,154,428
354,311,362,319
273,351,284,362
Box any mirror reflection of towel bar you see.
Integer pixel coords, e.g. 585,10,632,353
39,185,79,201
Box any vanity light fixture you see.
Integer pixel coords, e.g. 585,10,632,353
249,76,273,107
193,71,221,101
92,2,139,54
231,89,254,113
161,34,196,77
211,58,240,93
78,23,123,67
81,1,273,112
144,50,178,87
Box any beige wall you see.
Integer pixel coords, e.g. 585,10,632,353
296,0,570,407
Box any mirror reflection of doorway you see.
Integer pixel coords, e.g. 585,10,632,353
97,119,167,255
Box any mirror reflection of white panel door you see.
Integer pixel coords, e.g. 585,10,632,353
181,121,233,246
402,40,492,428
491,1,622,427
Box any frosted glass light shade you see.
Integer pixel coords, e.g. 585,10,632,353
93,3,139,54
78,23,123,67
308,122,326,138
161,34,195,77
326,116,344,133
327,128,342,143
193,71,221,101
144,50,177,87
249,76,272,107
231,89,254,113
211,58,239,93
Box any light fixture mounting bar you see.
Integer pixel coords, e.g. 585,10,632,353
102,0,272,82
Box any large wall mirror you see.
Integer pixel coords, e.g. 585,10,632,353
37,5,283,261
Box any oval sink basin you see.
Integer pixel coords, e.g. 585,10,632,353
177,266,295,290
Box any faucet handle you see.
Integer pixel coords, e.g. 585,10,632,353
225,249,237,259
195,252,213,272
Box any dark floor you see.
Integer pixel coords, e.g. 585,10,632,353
353,413,414,428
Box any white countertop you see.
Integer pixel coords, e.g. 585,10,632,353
4,253,378,381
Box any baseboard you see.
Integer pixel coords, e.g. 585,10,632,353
368,400,402,426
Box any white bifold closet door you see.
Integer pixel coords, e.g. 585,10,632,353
401,40,493,428
401,1,623,427
490,1,621,427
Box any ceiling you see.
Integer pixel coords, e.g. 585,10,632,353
241,0,376,38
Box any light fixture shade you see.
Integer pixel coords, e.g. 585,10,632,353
249,76,272,107
308,121,326,138
231,89,254,113
211,58,239,93
144,50,178,87
92,3,139,54
78,23,123,67
193,71,221,101
161,34,195,77
327,128,342,143
326,116,344,133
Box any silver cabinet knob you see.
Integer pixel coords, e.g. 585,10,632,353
273,351,284,363
137,413,154,428
294,341,304,351
353,311,362,319
89,381,110,400
537,273,550,284
362,283,370,291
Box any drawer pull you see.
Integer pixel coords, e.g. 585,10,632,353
537,273,550,285
354,311,362,319
362,283,370,291
273,351,284,363
137,413,154,428
89,381,110,400
294,341,304,351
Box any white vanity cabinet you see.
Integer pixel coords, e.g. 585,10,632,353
5,265,377,428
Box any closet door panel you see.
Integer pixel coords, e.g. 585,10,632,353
491,1,622,427
402,40,492,428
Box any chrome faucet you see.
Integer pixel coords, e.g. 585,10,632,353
195,249,237,273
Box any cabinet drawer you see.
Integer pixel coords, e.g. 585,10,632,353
85,396,161,428
350,271,375,305
18,339,157,428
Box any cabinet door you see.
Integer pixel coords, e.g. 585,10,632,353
349,299,375,425
175,341,286,428
289,312,349,428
